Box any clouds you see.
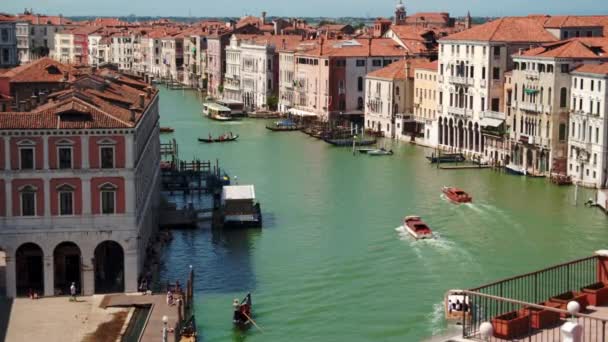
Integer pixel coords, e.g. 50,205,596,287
6,0,608,17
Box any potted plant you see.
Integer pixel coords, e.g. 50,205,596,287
523,303,561,329
549,291,589,315
581,282,608,306
491,311,531,339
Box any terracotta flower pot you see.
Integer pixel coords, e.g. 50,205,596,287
491,311,531,339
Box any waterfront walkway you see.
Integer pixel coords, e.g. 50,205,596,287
102,293,182,342
3,295,126,342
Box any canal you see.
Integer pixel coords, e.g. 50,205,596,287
157,87,608,341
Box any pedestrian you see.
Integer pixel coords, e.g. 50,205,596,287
70,282,77,302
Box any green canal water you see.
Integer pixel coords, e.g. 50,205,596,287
157,88,608,341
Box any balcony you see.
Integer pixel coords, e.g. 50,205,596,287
449,253,608,342
481,110,505,120
448,75,474,86
519,102,541,113
447,106,470,117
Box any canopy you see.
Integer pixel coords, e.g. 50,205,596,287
524,88,539,95
480,117,504,128
288,108,317,117
204,102,231,112
222,185,256,202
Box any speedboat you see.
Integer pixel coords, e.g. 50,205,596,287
368,148,393,156
403,216,433,240
357,148,377,154
442,187,472,203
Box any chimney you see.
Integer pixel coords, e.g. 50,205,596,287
282,38,286,50
139,93,145,108
30,95,38,109
62,71,69,82
368,38,372,57
146,87,152,97
19,101,26,112
319,36,324,55
39,92,48,105
261,11,267,25
24,100,31,112
130,108,136,122
404,55,411,79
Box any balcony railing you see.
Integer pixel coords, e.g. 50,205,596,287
481,111,506,120
519,102,541,113
457,255,608,341
448,106,470,117
448,75,474,86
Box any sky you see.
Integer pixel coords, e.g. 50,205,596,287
4,0,608,18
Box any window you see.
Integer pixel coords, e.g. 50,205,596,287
560,87,568,108
20,147,34,169
559,123,567,142
372,59,381,67
481,67,486,80
493,46,501,57
356,60,365,67
597,127,600,143
21,187,36,216
561,64,569,73
493,67,500,80
100,147,114,168
0,29,8,42
491,98,500,111
357,77,363,92
58,186,74,216
58,147,72,169
100,184,117,214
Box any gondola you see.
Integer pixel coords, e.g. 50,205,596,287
324,138,377,147
197,135,239,143
160,127,174,133
233,293,252,329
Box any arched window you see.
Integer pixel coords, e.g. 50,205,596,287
357,97,363,110
548,87,552,104
357,77,363,92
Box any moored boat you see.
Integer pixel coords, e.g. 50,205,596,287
203,102,234,121
442,187,472,203
367,148,393,156
233,293,252,329
505,164,526,176
444,291,471,322
403,216,433,240
357,148,377,154
221,185,262,228
426,153,465,163
198,134,239,143
324,138,377,147
265,119,301,131
160,127,174,133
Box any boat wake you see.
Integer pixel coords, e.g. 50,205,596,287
394,226,455,252
428,301,447,336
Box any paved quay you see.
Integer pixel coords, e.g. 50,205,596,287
3,295,127,342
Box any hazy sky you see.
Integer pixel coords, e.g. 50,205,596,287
4,0,608,18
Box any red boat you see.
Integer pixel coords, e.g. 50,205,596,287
403,216,433,240
442,187,472,203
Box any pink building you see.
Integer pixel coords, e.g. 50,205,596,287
0,68,161,298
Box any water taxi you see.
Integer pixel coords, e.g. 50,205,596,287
444,291,471,322
203,102,233,121
442,187,472,203
403,216,433,239
368,148,393,156
160,127,174,133
426,153,465,163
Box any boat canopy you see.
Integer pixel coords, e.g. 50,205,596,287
288,108,317,117
480,117,504,128
204,102,232,112
222,185,256,202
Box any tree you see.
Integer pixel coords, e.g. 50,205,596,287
266,95,279,111
218,85,224,94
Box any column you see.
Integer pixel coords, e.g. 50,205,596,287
4,136,9,170
5,254,16,298
44,179,50,217
43,255,54,297
42,135,49,169
81,136,89,169
5,180,11,218
125,135,134,169
82,177,91,215
124,250,139,293
125,177,136,215
81,249,94,296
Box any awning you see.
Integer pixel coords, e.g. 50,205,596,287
288,108,317,117
480,117,504,127
338,110,364,116
524,88,539,95
222,185,256,202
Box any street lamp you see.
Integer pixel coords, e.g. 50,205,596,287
162,315,168,342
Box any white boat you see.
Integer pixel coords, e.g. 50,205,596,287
221,185,262,228
403,216,433,239
357,148,377,154
368,148,393,156
203,102,233,121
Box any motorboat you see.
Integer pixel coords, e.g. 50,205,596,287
442,187,472,203
444,291,471,322
357,148,377,154
426,153,465,163
403,216,433,240
368,148,394,156
203,102,234,121
265,119,301,131
160,127,175,133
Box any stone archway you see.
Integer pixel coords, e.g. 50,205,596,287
15,243,44,297
94,241,124,294
54,242,82,296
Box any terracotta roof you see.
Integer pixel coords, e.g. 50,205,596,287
0,71,158,130
542,15,608,29
367,58,434,79
572,63,608,76
442,17,558,43
405,12,451,26
0,58,75,83
414,60,438,72
299,38,407,57
15,14,71,25
518,38,608,59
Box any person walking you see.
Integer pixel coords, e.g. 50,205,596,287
70,282,77,302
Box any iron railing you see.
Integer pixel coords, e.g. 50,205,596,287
459,290,608,342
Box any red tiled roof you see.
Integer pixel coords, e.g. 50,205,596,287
0,58,75,83
415,60,438,72
518,38,608,59
367,59,407,79
15,14,71,25
442,17,558,43
573,63,608,76
299,38,407,57
405,12,451,26
542,15,608,29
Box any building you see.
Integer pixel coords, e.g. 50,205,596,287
53,26,103,65
0,57,75,109
409,60,439,145
568,63,608,188
436,17,559,159
224,35,243,101
0,68,161,298
286,38,407,122
365,59,410,139
0,16,18,68
508,38,608,176
15,13,72,63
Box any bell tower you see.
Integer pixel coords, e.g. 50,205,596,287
395,0,407,26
